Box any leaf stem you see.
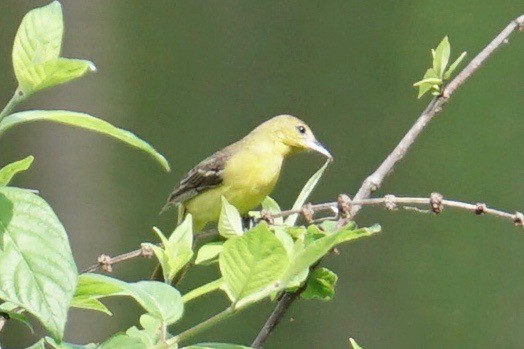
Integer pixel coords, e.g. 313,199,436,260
0,88,26,124
167,306,234,346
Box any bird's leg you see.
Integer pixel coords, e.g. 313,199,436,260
242,215,255,231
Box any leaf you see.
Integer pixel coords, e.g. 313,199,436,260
183,278,223,304
444,51,467,80
414,68,441,99
432,36,450,78
281,225,381,283
144,217,193,283
25,340,46,349
301,267,338,301
183,344,254,349
261,196,283,225
195,242,224,265
349,338,364,349
219,224,288,303
218,196,243,238
70,297,112,316
17,58,96,94
0,156,34,186
12,1,96,94
98,334,147,349
0,110,170,171
0,187,77,340
285,159,330,226
45,337,97,349
76,273,183,325
273,227,294,255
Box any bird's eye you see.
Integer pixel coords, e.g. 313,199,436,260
296,125,307,134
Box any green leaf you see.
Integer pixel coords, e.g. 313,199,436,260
25,340,46,349
195,242,224,265
183,344,254,349
261,196,283,225
0,156,34,186
444,51,467,80
432,36,450,78
45,337,97,349
183,278,223,303
349,338,364,349
273,227,294,255
12,1,96,94
0,187,77,340
281,225,381,283
219,224,288,303
98,334,147,349
144,217,193,283
301,267,338,301
285,159,330,226
218,196,243,238
17,58,96,94
70,297,112,316
76,273,183,325
0,110,170,171
414,68,441,99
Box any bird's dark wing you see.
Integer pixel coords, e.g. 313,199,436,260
161,148,232,213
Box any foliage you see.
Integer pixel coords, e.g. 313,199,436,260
413,36,467,98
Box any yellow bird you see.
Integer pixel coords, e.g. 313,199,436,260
161,114,332,232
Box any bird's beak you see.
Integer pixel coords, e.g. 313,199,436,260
308,139,333,160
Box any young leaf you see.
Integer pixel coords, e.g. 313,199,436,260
0,110,170,171
218,196,243,238
432,36,451,78
281,225,381,283
285,159,330,226
0,187,77,340
97,334,147,349
195,242,224,265
261,196,283,225
0,155,34,186
144,217,193,283
301,267,338,301
12,1,96,94
45,337,97,349
75,273,184,325
444,51,467,80
414,68,441,99
219,224,288,303
183,278,224,303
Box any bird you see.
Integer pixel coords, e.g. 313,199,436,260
161,114,332,232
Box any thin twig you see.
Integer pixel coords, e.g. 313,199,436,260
251,14,524,348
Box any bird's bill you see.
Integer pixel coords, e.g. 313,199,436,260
307,139,333,160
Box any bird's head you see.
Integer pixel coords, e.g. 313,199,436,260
251,114,332,160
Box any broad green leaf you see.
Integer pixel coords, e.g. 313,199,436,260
144,217,193,283
301,267,338,301
0,110,170,171
70,297,112,316
281,225,381,283
444,51,467,80
17,58,96,94
12,1,96,94
183,278,223,303
0,187,77,340
273,227,294,255
219,224,288,302
349,338,364,349
432,36,450,78
77,273,183,325
12,1,63,90
261,196,283,225
0,156,34,186
195,242,224,265
285,159,330,226
218,196,243,238
183,344,254,349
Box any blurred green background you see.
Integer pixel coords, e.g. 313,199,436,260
1,1,523,348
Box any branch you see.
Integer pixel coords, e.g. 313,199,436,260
251,14,524,349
